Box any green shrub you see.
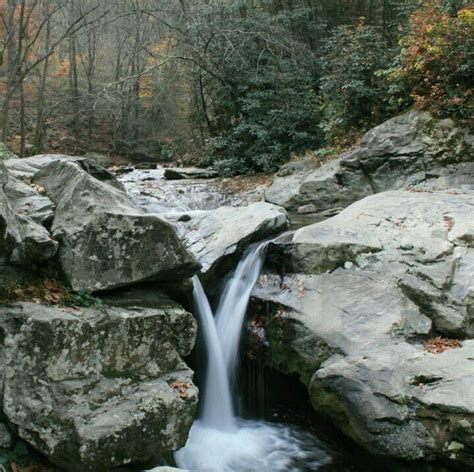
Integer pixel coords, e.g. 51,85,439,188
388,1,473,120
186,10,322,176
320,22,396,144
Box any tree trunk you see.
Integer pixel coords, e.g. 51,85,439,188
69,35,80,138
34,3,52,153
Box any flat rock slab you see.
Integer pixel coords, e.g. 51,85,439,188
0,302,198,471
179,202,288,284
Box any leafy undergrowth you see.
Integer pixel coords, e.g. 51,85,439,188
168,380,193,400
0,278,70,306
221,173,273,194
0,278,102,309
423,336,462,354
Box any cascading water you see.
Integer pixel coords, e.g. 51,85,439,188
215,243,268,379
173,243,333,472
191,276,236,431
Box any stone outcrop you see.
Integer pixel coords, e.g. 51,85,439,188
4,154,122,187
4,174,54,225
252,190,474,467
0,155,206,470
174,202,288,285
0,162,58,265
266,111,473,224
0,163,19,257
0,300,198,471
33,159,200,291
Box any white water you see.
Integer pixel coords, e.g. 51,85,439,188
172,243,332,472
191,276,236,431
215,243,268,383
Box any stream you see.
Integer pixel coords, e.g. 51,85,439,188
120,167,450,472
175,245,332,472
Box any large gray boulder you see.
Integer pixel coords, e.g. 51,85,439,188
4,154,122,187
252,190,474,467
174,202,288,284
33,159,199,291
0,300,198,471
266,111,473,224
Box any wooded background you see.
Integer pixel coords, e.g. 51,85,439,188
0,0,472,174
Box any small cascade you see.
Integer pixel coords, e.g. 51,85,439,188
173,242,332,472
191,276,236,431
215,243,267,379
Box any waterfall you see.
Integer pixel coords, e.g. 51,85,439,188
192,243,266,430
191,276,236,431
215,243,267,381
173,242,332,472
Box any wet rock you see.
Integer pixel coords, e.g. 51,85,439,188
0,302,198,471
164,167,218,180
253,190,474,468
266,111,473,223
33,159,199,291
179,202,288,284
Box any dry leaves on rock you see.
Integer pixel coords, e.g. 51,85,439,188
424,336,462,354
169,380,193,399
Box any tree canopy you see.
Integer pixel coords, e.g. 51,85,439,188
0,0,472,174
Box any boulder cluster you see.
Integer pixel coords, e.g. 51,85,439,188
253,111,474,468
0,151,288,471
0,109,472,470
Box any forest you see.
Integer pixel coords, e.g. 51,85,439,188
0,0,472,175
1,2,474,471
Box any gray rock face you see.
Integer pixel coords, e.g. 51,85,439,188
33,159,200,291
266,111,473,224
9,215,58,265
176,202,288,284
4,154,122,188
253,190,474,467
0,163,20,257
0,162,57,264
0,301,198,471
4,175,54,225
